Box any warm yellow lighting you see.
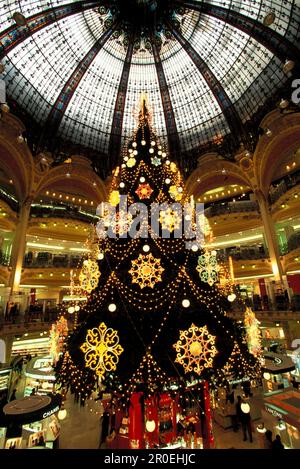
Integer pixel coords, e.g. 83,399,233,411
26,242,63,250
14,268,22,288
182,299,190,308
145,420,156,432
210,234,263,248
58,409,67,420
263,372,271,380
271,261,279,279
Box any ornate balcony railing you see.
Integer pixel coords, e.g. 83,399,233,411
0,188,19,212
0,251,10,266
30,204,98,224
269,170,300,204
23,252,82,269
204,200,259,218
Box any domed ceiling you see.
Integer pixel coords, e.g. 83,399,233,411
0,0,300,172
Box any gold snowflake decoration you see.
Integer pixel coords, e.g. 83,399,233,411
173,324,218,375
109,190,120,207
80,322,124,379
135,183,153,200
169,185,182,201
159,208,181,232
127,157,136,168
101,210,133,236
79,259,101,293
129,253,164,289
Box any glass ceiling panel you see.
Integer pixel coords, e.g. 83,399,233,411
59,38,125,154
122,59,168,149
195,0,293,35
0,0,79,33
234,56,285,123
0,0,299,159
3,11,103,123
161,43,228,152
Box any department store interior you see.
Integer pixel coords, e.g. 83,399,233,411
0,0,300,453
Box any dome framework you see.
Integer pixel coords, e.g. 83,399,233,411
0,0,299,174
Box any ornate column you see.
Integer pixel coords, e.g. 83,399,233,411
254,190,284,283
9,196,32,293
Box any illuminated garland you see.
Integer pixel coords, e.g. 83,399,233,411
49,317,68,365
221,341,259,380
244,306,262,358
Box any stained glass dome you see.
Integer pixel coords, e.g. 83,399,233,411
0,0,299,172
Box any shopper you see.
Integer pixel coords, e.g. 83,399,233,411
272,434,284,450
264,430,273,449
36,435,46,447
236,396,253,443
227,392,238,432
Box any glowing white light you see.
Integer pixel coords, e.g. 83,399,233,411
241,403,250,414
58,409,67,420
146,420,156,432
227,294,237,302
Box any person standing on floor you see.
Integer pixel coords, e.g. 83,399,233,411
272,434,284,450
236,396,253,443
264,430,273,449
227,392,238,432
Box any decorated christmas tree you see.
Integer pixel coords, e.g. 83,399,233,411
56,95,258,448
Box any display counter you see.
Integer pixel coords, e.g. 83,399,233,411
263,389,300,449
262,351,295,394
24,355,55,397
0,394,62,449
0,366,11,393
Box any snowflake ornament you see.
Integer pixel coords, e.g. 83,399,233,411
151,156,161,167
135,183,153,200
129,253,164,289
169,185,182,201
173,324,217,375
160,208,181,232
80,322,124,379
196,250,220,286
79,259,101,293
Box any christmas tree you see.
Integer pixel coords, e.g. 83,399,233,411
56,95,258,415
